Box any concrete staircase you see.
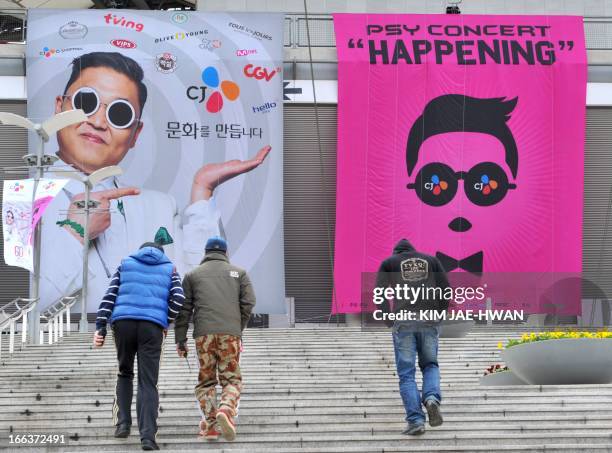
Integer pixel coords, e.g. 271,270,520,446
1,327,612,452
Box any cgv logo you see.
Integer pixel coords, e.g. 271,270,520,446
243,64,280,82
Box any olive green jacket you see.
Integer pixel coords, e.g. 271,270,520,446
174,252,256,342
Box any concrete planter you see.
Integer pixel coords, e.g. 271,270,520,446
479,370,526,386
439,320,475,338
501,338,612,385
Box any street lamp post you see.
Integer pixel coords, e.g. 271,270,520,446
0,110,87,344
52,166,123,333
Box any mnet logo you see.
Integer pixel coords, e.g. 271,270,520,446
104,14,144,32
236,49,257,57
111,39,136,49
243,64,280,82
252,101,277,114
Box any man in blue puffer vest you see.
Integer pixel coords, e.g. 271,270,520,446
93,242,185,451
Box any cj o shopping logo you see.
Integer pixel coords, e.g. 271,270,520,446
186,66,240,113
103,14,144,32
10,182,25,192
40,46,83,58
243,64,281,82
110,39,136,49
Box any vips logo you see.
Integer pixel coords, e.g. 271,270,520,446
111,39,136,49
171,12,189,24
228,22,272,41
155,53,177,74
187,66,240,113
252,101,277,114
104,14,144,32
155,29,207,44
243,64,281,82
236,49,257,57
40,46,83,58
59,21,88,39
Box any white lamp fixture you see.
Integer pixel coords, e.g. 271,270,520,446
52,165,123,333
0,109,87,343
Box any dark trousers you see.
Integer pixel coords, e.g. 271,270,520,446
112,320,164,441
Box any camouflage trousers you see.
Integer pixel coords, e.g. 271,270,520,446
194,334,242,428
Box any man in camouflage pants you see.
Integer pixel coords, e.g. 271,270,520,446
174,236,256,441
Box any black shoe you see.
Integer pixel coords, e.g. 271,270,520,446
425,399,443,427
114,423,130,438
141,438,160,450
402,423,425,435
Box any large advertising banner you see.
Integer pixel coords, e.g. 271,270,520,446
333,14,586,314
3,179,68,272
26,10,285,313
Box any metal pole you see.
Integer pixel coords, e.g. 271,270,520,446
80,185,91,332
28,138,44,344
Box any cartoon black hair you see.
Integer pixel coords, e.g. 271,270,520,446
406,95,518,178
63,52,148,113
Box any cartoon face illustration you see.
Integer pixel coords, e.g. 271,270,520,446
5,210,14,225
403,94,525,271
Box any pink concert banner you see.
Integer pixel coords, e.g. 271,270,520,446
332,14,587,314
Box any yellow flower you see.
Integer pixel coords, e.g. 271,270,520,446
497,342,503,349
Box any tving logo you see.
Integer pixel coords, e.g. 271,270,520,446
199,66,240,113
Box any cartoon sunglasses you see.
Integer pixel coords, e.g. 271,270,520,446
63,86,138,129
407,162,517,207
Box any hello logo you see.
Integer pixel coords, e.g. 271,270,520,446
104,14,144,32
252,101,277,114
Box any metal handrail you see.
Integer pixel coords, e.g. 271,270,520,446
39,292,79,345
0,297,37,361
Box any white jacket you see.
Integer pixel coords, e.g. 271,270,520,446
39,160,221,312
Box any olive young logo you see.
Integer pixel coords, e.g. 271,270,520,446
228,22,272,41
155,53,177,73
186,66,240,113
59,21,88,39
155,29,207,44
40,46,83,58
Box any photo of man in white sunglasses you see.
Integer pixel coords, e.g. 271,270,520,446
39,51,271,312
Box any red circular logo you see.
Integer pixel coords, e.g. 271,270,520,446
110,39,136,49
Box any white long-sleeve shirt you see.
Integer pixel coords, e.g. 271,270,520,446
38,158,221,312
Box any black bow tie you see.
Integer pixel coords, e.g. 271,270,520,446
436,251,483,275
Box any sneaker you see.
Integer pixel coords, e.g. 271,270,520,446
216,407,236,441
425,399,443,427
114,423,130,438
198,420,220,441
402,423,426,435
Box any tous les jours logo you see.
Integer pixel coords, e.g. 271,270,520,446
243,64,281,82
111,39,136,49
104,14,144,32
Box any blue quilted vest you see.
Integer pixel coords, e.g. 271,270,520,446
110,247,174,329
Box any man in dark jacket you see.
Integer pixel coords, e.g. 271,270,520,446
93,242,185,451
376,239,450,436
174,236,256,442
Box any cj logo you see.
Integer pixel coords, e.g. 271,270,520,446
243,64,280,82
186,66,240,113
472,174,498,196
424,174,448,195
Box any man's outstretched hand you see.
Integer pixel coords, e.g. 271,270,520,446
191,145,272,202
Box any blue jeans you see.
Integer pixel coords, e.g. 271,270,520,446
392,322,441,425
